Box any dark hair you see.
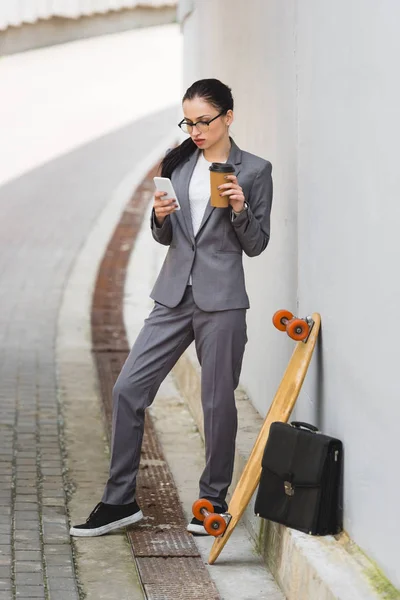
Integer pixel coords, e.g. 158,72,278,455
160,78,234,178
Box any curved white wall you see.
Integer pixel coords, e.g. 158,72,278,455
180,0,400,589
0,0,176,31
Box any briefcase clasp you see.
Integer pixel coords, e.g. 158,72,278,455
284,481,294,496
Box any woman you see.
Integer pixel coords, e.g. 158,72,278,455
70,78,273,537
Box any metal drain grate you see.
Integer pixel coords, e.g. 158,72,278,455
132,528,200,558
130,415,200,558
137,558,220,600
91,163,220,600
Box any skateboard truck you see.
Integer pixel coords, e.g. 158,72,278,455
192,499,232,537
272,310,315,342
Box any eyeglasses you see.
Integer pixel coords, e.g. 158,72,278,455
178,111,225,134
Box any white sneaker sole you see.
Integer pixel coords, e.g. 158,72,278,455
186,522,209,535
69,510,144,537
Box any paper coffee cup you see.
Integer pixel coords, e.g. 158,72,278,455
209,162,235,208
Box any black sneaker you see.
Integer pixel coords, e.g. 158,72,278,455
187,504,226,536
69,500,143,537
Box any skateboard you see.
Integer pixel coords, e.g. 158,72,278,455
191,309,321,564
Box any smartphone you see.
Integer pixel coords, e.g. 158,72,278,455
153,177,181,211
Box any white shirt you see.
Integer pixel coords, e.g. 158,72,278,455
187,152,213,285
188,151,212,237
187,152,233,285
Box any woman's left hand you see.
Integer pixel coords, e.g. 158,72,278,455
218,175,246,213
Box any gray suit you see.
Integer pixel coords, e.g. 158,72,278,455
151,139,273,311
102,139,272,510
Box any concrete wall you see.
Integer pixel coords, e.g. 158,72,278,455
180,0,400,589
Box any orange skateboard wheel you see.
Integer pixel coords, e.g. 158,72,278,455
192,498,214,522
287,318,309,341
272,309,294,331
204,514,227,537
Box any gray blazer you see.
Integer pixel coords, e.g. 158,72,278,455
150,139,273,312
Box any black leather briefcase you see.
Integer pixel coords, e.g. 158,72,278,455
254,421,343,535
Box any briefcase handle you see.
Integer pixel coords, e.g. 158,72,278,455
291,421,319,433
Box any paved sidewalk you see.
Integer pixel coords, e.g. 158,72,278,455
0,108,177,599
0,24,182,600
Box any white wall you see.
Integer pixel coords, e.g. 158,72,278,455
180,0,299,418
0,0,176,31
180,0,400,589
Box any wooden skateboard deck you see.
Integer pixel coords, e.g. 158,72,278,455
207,311,321,564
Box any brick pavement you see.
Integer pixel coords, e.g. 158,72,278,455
0,108,176,600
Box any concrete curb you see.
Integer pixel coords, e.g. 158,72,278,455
56,127,177,600
172,349,387,600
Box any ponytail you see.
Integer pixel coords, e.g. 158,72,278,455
160,137,197,179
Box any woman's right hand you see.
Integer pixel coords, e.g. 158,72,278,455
154,192,178,226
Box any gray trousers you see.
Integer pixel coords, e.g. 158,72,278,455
102,286,247,510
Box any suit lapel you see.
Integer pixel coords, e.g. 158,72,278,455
196,138,243,237
174,149,200,243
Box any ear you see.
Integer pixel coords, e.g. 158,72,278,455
226,109,234,127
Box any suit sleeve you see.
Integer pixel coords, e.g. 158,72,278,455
150,209,173,246
230,162,273,257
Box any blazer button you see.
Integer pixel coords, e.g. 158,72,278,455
192,244,195,251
